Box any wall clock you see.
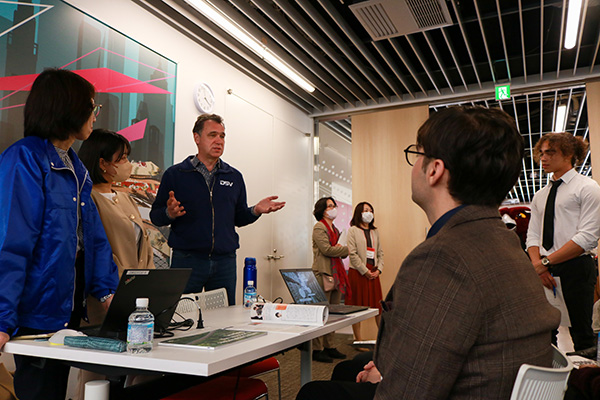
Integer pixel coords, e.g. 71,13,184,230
193,82,215,113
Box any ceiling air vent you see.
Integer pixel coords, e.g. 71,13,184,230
349,0,452,41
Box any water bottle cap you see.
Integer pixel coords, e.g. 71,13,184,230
244,257,256,265
247,280,254,286
136,298,149,307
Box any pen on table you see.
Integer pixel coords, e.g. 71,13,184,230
12,333,54,340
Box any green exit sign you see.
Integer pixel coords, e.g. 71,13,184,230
495,84,511,100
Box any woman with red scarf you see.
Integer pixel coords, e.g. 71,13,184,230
311,197,351,363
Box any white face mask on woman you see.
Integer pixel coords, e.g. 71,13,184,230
362,211,374,224
110,160,132,183
326,208,338,220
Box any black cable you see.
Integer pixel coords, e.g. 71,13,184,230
168,297,204,330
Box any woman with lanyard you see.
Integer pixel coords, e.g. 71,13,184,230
311,197,351,363
346,202,384,348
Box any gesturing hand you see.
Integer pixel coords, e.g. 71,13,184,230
254,196,286,215
167,191,186,219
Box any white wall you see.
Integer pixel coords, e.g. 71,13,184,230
64,0,314,301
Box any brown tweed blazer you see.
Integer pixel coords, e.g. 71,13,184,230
374,205,560,400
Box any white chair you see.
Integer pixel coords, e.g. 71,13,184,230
176,289,282,399
509,345,574,400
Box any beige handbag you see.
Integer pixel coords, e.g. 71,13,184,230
323,274,335,292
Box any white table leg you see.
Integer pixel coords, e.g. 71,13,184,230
299,340,312,386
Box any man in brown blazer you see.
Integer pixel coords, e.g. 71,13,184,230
297,106,560,400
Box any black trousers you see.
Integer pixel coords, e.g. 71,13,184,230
13,252,85,400
550,255,597,351
296,351,377,400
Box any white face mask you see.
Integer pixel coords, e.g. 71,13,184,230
362,211,374,224
326,208,338,220
110,160,132,183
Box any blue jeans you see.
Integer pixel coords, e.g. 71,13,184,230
171,250,237,305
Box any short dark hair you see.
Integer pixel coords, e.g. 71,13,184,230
416,106,523,206
350,201,376,229
193,114,224,135
313,197,336,221
533,132,587,166
78,129,131,184
24,68,96,141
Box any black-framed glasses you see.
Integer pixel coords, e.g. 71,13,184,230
404,144,427,166
92,104,102,118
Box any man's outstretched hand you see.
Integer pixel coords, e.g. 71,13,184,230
254,196,286,215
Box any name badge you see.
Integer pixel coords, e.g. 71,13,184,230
366,247,375,259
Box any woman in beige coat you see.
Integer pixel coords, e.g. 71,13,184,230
77,129,155,396
311,197,350,363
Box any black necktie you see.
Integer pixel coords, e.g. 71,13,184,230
542,179,563,251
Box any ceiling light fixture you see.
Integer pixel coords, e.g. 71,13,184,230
183,0,315,93
554,104,567,132
564,0,583,49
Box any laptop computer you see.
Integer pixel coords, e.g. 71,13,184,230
83,268,191,340
279,268,368,314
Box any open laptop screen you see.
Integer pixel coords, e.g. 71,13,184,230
99,268,191,337
279,268,328,304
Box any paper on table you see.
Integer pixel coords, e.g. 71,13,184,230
544,277,571,327
250,303,328,326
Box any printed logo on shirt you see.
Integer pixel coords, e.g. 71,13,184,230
220,180,234,187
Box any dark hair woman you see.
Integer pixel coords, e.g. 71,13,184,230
79,128,154,305
0,68,118,400
311,197,350,363
347,201,384,346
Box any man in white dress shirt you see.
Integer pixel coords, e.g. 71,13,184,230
527,132,600,351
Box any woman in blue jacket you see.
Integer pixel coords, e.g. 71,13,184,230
0,69,119,400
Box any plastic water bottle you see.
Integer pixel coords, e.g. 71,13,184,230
243,257,257,292
127,298,154,354
244,280,257,309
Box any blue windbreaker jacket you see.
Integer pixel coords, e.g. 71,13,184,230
150,156,259,255
0,136,118,334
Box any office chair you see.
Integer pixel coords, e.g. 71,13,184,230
509,345,574,400
161,376,268,400
176,289,282,399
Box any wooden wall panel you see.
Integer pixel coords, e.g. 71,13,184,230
351,106,430,339
587,81,600,186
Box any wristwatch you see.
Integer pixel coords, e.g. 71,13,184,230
99,293,114,303
541,257,551,267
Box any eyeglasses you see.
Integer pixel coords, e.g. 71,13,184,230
404,144,427,166
326,204,337,209
92,104,102,118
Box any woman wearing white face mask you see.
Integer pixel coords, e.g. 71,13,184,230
76,129,156,398
346,202,384,345
311,197,350,363
78,129,155,314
